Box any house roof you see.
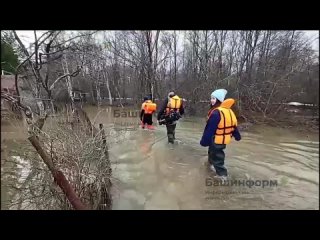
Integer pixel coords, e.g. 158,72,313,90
1,75,16,90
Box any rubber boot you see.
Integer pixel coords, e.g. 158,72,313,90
147,125,155,130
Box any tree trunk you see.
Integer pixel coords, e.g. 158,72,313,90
103,70,113,105
62,55,75,110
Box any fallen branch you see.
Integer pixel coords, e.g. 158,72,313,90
28,135,89,210
3,93,89,210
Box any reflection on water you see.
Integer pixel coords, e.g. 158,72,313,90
1,106,319,210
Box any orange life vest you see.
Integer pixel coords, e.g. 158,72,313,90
207,98,238,145
166,95,182,115
142,100,157,114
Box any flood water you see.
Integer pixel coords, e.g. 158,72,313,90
1,106,319,210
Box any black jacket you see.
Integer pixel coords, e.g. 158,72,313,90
157,95,185,120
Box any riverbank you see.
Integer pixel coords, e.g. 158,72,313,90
236,111,319,134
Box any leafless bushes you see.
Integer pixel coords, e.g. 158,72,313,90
0,113,133,209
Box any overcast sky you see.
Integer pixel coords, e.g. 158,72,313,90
15,30,319,53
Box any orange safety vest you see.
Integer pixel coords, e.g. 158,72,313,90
166,95,182,115
142,100,157,114
207,98,238,145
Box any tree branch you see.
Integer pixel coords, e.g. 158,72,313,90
28,135,89,210
34,31,39,69
49,66,82,91
51,31,99,49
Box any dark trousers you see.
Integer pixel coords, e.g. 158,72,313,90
208,143,227,176
142,114,153,125
166,124,176,143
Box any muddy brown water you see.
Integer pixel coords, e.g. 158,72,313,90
1,106,319,209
